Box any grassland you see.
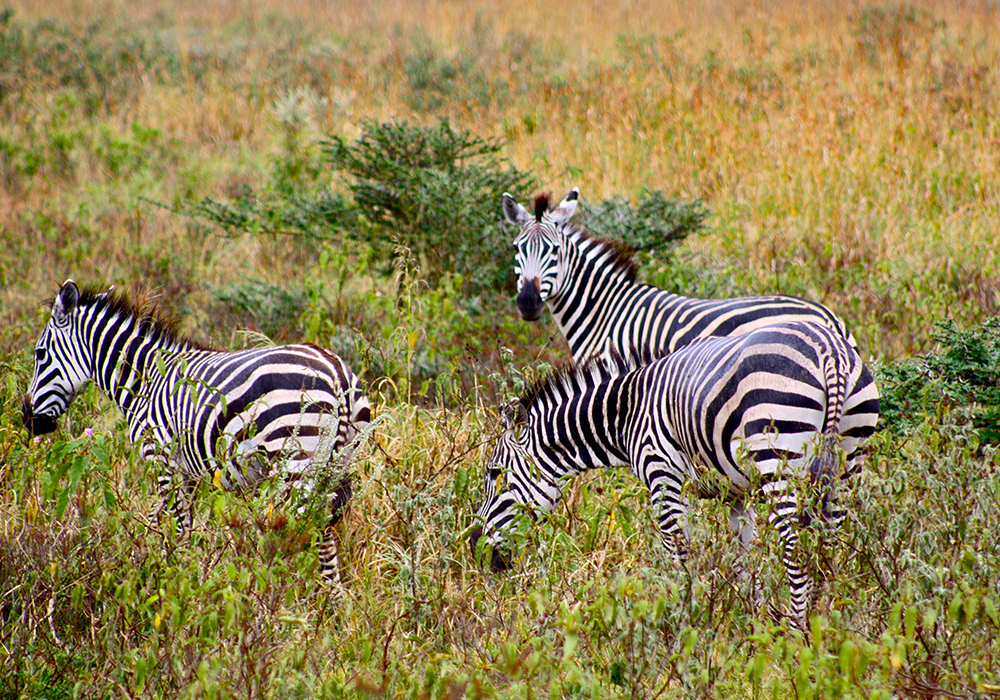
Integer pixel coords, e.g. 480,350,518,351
1,0,999,697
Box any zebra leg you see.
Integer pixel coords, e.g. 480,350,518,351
168,475,195,539
147,470,193,537
317,523,343,588
729,502,762,609
764,479,812,630
644,464,691,565
317,478,351,589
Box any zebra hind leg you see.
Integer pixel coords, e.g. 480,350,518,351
318,525,343,585
765,480,814,631
317,480,352,592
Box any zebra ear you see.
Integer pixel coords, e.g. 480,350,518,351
501,400,528,440
502,193,532,226
53,280,80,324
550,188,579,225
500,400,527,432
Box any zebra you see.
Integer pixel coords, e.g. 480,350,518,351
22,280,371,584
504,188,858,364
469,320,880,628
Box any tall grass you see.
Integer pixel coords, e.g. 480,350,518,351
1,0,999,697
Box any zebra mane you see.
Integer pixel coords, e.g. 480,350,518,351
516,350,648,421
533,193,551,222
562,221,640,284
51,284,211,351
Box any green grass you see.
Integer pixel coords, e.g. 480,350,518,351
2,0,1000,697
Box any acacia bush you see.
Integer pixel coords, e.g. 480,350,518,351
189,118,708,301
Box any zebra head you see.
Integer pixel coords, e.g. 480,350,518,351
469,401,555,572
504,188,579,322
23,280,97,435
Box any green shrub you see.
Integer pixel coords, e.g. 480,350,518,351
577,189,708,259
320,119,538,295
877,317,1000,443
186,118,538,298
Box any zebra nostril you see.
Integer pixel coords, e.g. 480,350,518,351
516,280,544,321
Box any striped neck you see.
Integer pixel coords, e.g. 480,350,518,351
547,228,664,362
77,303,194,414
521,360,634,481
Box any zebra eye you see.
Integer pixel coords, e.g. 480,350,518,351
34,347,46,362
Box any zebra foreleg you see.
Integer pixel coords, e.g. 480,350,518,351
645,467,692,565
146,465,195,539
167,475,196,539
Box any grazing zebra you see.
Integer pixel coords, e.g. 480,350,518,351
469,321,879,627
22,280,371,584
504,188,858,363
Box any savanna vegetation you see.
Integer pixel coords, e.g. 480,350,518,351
1,0,999,697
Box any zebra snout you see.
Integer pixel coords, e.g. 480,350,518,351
516,279,545,321
21,395,57,436
468,526,514,573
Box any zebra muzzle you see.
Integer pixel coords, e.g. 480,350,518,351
516,279,545,322
468,526,514,573
22,395,58,436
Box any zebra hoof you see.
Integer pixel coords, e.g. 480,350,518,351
468,526,513,573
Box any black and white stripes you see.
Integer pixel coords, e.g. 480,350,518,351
504,188,857,363
470,321,879,627
23,280,370,584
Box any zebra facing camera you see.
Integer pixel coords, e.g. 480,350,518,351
515,278,545,321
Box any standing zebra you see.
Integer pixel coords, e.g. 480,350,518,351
469,321,879,628
22,280,371,584
504,188,858,363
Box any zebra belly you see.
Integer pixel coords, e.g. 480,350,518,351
201,388,346,492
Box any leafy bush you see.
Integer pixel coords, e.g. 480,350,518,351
577,189,708,255
320,119,538,294
213,279,308,343
187,119,538,297
877,317,1000,444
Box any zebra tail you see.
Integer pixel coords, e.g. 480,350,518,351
808,339,850,489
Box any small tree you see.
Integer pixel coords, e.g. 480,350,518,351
321,119,537,294
577,188,707,253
